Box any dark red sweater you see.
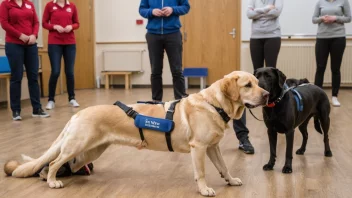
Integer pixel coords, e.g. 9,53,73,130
42,1,79,45
0,0,39,45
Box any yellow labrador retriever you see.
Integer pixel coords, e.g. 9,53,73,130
4,71,268,197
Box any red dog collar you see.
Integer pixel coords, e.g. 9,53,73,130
266,102,276,108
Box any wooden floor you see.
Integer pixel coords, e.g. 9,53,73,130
1,88,352,198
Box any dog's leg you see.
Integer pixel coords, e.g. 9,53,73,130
69,144,109,173
321,115,332,157
206,145,242,186
263,129,277,171
296,120,309,155
282,130,294,174
191,143,216,197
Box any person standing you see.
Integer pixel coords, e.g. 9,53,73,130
233,0,283,154
139,0,190,101
0,0,50,120
43,0,80,109
313,0,351,107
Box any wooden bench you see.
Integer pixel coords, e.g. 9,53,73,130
183,68,208,90
102,71,132,90
0,70,43,109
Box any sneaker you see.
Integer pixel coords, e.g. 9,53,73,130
32,108,50,118
46,101,55,110
69,99,80,107
12,111,22,121
239,138,255,154
331,97,340,107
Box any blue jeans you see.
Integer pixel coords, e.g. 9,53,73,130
233,110,249,141
5,43,41,112
48,44,76,102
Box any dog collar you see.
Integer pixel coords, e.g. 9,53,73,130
266,83,292,108
210,104,231,123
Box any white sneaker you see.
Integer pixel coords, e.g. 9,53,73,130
69,99,80,107
331,97,341,107
46,101,55,110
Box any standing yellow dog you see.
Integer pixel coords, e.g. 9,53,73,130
4,71,268,197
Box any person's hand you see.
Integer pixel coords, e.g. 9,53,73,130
152,9,163,17
54,25,65,33
19,34,29,43
64,25,73,33
267,5,275,10
28,35,36,45
162,7,173,17
325,15,337,23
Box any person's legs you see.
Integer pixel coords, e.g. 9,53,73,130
5,43,24,119
264,37,281,68
164,31,187,100
146,33,164,101
250,38,265,70
63,44,77,103
48,44,63,102
314,38,330,89
329,37,346,98
233,110,254,154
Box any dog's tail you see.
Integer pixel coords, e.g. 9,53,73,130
314,115,323,134
4,120,71,177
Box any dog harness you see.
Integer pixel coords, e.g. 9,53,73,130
114,100,231,152
266,83,304,112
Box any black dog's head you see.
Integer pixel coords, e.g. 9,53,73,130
254,67,286,102
286,78,309,87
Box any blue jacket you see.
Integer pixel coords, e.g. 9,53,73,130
139,0,190,34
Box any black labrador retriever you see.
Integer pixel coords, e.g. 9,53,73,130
252,67,332,174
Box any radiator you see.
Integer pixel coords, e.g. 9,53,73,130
277,44,352,85
103,49,145,72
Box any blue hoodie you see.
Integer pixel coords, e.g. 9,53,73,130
139,0,190,35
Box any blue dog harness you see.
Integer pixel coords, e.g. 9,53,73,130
266,83,304,112
114,100,231,152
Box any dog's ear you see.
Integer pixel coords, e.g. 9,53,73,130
253,69,258,77
272,68,286,88
221,75,239,101
300,78,309,84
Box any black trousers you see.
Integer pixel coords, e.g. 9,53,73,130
233,37,281,141
314,37,346,97
250,37,281,69
146,31,187,101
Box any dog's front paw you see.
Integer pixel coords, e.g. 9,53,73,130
199,187,216,197
325,150,333,157
263,163,274,171
227,177,242,186
296,148,305,155
48,180,64,188
282,165,292,174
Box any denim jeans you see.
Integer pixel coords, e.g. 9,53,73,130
48,44,76,102
233,110,249,141
5,43,41,112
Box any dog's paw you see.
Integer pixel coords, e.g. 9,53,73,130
263,164,274,171
48,180,64,189
227,177,242,186
282,165,292,174
199,187,216,197
296,148,305,155
325,150,333,157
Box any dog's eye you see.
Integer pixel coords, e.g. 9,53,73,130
245,82,252,88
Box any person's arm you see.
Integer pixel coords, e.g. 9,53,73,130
312,1,323,24
263,0,283,19
71,5,80,30
139,0,153,19
335,0,351,23
31,3,39,37
42,3,54,30
247,0,266,19
0,1,22,39
171,0,190,16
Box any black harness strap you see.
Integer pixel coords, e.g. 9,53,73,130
164,100,181,152
210,105,231,123
114,101,145,142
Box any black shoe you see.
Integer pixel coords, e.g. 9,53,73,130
12,111,22,121
32,108,50,118
239,138,255,154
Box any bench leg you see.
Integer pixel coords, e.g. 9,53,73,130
200,77,206,90
125,74,129,90
185,77,188,90
6,77,10,110
105,74,109,90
